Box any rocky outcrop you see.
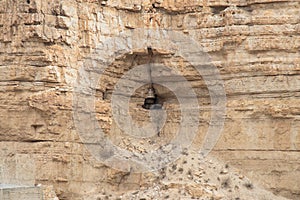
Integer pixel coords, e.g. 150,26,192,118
0,0,299,199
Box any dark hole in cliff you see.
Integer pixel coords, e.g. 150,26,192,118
211,6,228,14
31,124,44,135
27,0,30,4
29,8,37,13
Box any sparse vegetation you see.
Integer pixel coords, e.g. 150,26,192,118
244,182,254,190
221,178,231,188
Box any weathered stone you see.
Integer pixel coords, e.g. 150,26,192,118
0,0,299,199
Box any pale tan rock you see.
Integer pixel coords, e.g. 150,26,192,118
0,0,299,199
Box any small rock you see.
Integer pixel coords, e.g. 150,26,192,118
220,169,228,174
162,144,172,153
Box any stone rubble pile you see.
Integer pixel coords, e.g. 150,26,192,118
88,150,288,200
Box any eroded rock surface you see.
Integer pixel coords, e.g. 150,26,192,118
0,0,299,199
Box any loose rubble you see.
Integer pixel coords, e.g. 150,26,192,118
86,150,288,200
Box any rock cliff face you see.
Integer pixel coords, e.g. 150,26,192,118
0,0,299,199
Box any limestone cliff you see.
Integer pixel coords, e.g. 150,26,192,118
0,0,299,199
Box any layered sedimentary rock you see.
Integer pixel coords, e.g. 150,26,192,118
0,0,299,199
